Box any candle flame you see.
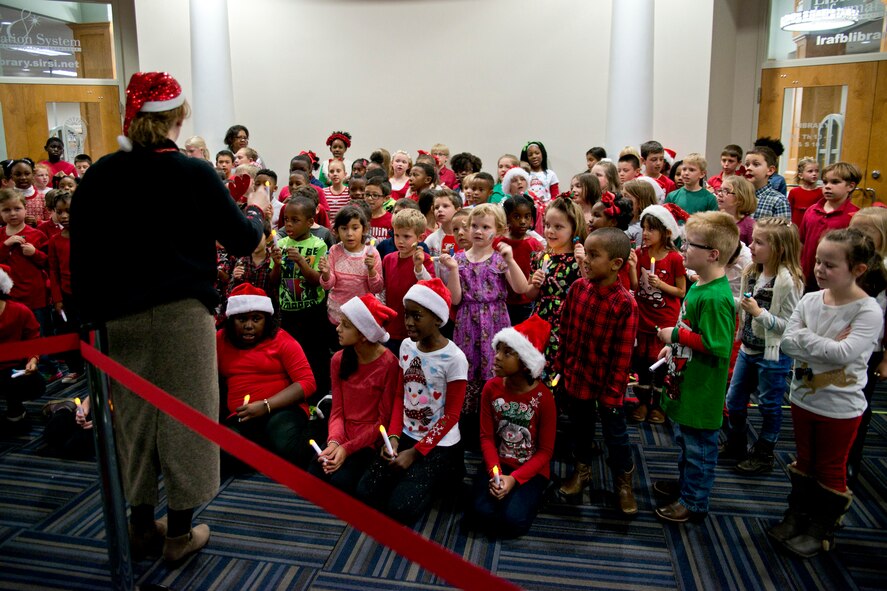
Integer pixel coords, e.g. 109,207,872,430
551,373,561,387
74,397,81,406
309,439,316,446
243,394,250,405
543,254,550,262
651,257,656,264
379,425,387,435
370,238,376,246
492,465,499,476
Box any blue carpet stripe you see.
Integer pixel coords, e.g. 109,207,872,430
139,556,317,591
310,571,452,590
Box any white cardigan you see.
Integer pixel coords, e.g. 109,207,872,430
737,266,802,361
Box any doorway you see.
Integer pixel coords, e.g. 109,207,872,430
0,82,121,164
758,60,886,207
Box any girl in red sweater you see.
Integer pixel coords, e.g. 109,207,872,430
469,315,556,538
217,284,317,472
310,295,400,494
47,191,83,383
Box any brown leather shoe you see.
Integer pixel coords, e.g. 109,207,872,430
614,468,638,515
656,500,691,523
630,404,648,422
559,462,592,496
647,408,666,424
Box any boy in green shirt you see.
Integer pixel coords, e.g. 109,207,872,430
665,153,718,215
653,211,739,523
271,196,329,400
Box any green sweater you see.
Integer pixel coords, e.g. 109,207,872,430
660,275,735,429
665,187,718,215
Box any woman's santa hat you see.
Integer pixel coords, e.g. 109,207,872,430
403,278,451,324
118,72,186,151
226,283,274,317
340,294,396,344
492,315,551,378
0,264,13,296
502,166,530,195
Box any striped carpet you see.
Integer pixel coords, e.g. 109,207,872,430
1,378,885,590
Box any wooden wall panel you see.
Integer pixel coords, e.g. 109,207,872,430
0,84,121,162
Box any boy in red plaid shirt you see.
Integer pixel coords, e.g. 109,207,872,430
554,228,639,515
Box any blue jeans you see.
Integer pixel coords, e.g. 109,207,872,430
725,350,792,443
469,470,548,538
673,423,719,513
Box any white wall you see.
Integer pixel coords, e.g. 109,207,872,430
131,0,759,183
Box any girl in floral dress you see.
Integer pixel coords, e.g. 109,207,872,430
526,197,588,383
439,204,530,448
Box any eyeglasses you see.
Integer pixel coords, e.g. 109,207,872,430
364,193,384,200
681,242,715,251
716,188,735,196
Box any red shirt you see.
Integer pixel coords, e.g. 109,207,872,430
653,174,677,196
36,220,63,241
799,198,859,285
0,225,48,309
479,377,556,484
382,251,436,340
0,300,40,370
328,348,401,454
494,235,543,305
707,168,746,192
633,247,685,333
555,279,638,407
48,233,72,302
39,159,78,178
390,181,409,201
216,328,316,416
439,167,458,189
369,212,393,240
788,186,824,228
323,186,350,220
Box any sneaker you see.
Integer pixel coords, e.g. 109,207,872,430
647,408,666,424
61,373,83,384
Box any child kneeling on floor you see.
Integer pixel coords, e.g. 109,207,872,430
217,283,316,472
356,278,467,525
310,295,401,494
467,315,556,538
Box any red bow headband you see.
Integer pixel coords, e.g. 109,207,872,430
600,192,621,217
326,131,352,148
300,150,319,166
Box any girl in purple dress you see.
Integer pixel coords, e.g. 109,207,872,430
440,204,530,447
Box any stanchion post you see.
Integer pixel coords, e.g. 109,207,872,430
83,324,135,591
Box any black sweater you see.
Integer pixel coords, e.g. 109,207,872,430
70,141,264,324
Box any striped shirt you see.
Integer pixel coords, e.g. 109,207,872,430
323,186,351,220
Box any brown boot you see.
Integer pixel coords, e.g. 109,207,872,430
630,404,648,422
559,462,592,496
163,524,210,566
614,467,638,515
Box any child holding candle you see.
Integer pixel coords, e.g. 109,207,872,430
554,229,639,513
497,195,544,325
439,204,531,449
654,212,739,523
0,265,45,431
356,279,468,525
47,191,84,384
627,204,687,424
217,284,317,472
468,315,557,538
722,218,803,473
310,295,400,494
525,197,588,382
318,205,384,325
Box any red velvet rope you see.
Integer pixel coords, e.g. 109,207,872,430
2,335,517,591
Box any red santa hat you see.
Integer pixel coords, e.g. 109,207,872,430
403,278,451,324
225,283,274,317
664,148,677,167
118,72,185,151
492,315,551,378
340,294,397,344
635,175,665,203
0,264,13,295
640,204,683,241
502,166,530,195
